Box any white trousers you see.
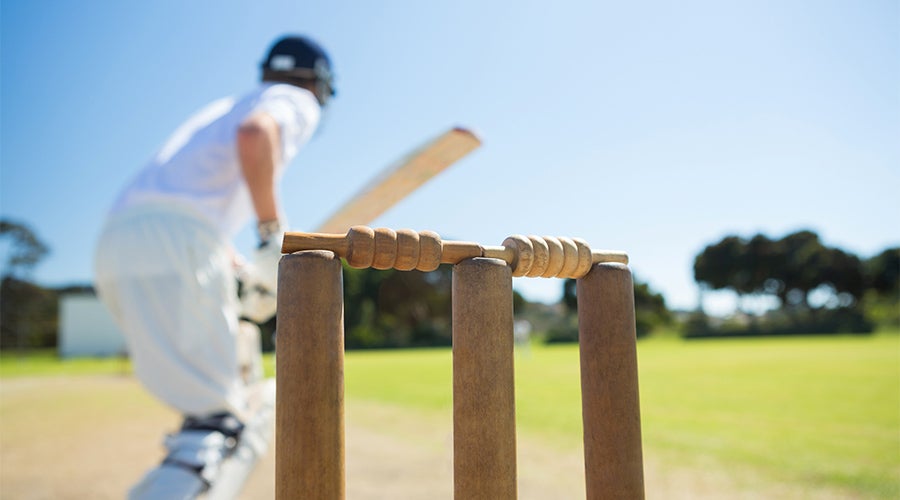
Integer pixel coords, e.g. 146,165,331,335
94,204,248,418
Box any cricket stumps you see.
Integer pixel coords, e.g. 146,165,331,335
276,227,644,500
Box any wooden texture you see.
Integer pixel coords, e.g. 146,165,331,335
577,263,645,500
315,127,481,233
282,227,628,278
276,250,345,500
452,258,517,499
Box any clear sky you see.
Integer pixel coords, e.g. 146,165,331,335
1,0,898,314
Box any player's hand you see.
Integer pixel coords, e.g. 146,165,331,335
236,221,285,323
252,219,284,290
236,252,278,324
239,282,277,324
251,243,281,293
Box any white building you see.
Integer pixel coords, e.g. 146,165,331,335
58,293,127,358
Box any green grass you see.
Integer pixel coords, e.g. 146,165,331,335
638,334,899,497
344,348,453,411
342,334,900,498
0,350,132,378
3,334,898,497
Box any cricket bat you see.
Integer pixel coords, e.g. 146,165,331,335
315,126,481,233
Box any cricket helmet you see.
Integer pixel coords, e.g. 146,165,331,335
261,35,336,106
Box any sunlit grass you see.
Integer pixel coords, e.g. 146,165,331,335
0,350,131,378
4,333,898,497
340,334,900,498
637,334,899,497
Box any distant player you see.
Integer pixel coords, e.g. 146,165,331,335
94,34,336,499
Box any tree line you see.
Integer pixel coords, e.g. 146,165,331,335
691,229,898,337
335,264,670,348
2,218,896,352
2,220,101,349
0,218,671,351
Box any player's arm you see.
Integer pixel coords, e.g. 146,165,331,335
236,112,283,322
237,112,282,228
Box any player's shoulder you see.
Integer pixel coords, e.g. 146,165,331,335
254,83,318,107
249,83,320,129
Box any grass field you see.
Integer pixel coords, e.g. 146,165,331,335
2,333,898,498
341,333,900,498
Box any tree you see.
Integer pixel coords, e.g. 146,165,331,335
745,233,777,296
865,247,899,295
0,219,49,279
818,247,865,307
861,247,900,329
341,264,454,349
774,230,828,308
0,220,55,350
694,235,756,311
691,229,878,334
632,279,672,336
0,277,58,349
694,229,868,311
375,265,453,347
561,274,670,338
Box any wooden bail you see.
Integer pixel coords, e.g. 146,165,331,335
281,227,628,278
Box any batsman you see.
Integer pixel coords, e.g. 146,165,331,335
93,34,336,498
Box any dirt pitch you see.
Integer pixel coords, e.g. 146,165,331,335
0,375,849,499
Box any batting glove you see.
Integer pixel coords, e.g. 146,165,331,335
236,220,285,323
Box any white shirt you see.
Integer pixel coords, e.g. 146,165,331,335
112,83,320,238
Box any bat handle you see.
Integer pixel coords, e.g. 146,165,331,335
281,227,628,279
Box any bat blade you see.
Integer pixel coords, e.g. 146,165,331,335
315,127,481,233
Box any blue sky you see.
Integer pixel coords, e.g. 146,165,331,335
1,0,898,314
